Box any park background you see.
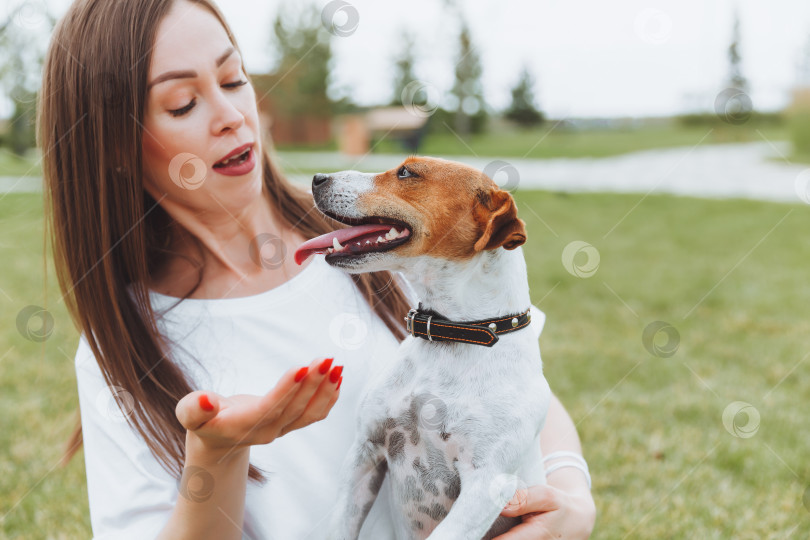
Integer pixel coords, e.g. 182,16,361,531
2,0,810,538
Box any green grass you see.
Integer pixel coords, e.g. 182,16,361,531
373,122,789,159
0,148,42,177
2,190,810,538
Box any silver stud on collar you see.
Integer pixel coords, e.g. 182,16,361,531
488,322,497,332
511,317,519,328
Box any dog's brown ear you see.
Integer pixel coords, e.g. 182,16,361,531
474,189,527,251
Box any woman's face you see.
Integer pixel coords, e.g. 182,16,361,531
142,1,262,207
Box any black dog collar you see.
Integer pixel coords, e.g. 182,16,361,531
404,305,532,347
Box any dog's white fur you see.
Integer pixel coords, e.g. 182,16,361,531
319,166,551,540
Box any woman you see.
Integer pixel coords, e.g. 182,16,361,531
40,0,596,538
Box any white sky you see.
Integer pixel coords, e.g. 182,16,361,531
7,0,810,118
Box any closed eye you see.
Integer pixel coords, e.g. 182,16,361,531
168,80,248,117
223,80,248,89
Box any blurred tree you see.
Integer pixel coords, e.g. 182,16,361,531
451,19,487,135
0,6,54,155
390,30,418,106
268,2,334,117
726,9,748,91
505,66,544,128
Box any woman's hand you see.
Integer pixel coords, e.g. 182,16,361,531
174,357,343,455
494,484,596,540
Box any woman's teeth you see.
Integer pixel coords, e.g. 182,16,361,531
216,149,250,167
327,227,409,254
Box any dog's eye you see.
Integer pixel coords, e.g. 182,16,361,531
397,166,416,179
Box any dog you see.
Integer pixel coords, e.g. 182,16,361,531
294,156,551,540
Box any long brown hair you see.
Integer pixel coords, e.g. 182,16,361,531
39,0,410,484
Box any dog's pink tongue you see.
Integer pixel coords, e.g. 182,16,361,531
294,223,395,265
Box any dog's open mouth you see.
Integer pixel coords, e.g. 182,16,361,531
294,212,412,265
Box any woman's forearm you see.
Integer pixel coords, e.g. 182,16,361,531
540,392,591,494
155,433,251,540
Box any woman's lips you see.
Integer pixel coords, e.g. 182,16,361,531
212,146,256,176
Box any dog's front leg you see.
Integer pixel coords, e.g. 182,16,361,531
425,465,521,540
325,440,388,540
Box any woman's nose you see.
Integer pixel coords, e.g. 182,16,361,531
211,94,245,134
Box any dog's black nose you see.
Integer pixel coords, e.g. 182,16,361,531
312,173,331,188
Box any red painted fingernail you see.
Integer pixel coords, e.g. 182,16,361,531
199,394,214,411
336,376,343,391
319,357,334,375
295,367,309,382
329,365,343,383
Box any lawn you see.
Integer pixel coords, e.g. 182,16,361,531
369,121,789,160
0,148,42,177
1,189,809,538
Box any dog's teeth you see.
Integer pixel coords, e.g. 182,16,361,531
377,236,385,243
327,247,333,253
385,228,399,241
365,240,372,245
332,237,343,251
397,229,408,238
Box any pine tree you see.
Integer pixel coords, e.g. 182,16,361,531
269,3,334,116
727,10,748,91
391,31,418,106
451,20,487,135
505,67,544,127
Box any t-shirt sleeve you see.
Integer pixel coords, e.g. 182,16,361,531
74,333,179,539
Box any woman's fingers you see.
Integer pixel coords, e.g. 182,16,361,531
279,365,343,436
258,357,334,414
175,390,221,431
176,357,343,448
500,485,559,517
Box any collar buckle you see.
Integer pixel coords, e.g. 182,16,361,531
405,308,418,337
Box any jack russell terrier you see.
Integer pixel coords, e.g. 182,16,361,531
294,156,551,540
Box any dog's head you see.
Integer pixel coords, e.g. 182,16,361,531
294,156,527,273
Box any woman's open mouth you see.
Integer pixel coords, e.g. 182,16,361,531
293,213,412,265
213,144,255,176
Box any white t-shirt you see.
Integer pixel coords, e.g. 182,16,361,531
74,255,546,539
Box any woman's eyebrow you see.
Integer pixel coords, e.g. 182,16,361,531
147,46,236,91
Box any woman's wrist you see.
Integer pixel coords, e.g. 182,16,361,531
185,429,249,467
